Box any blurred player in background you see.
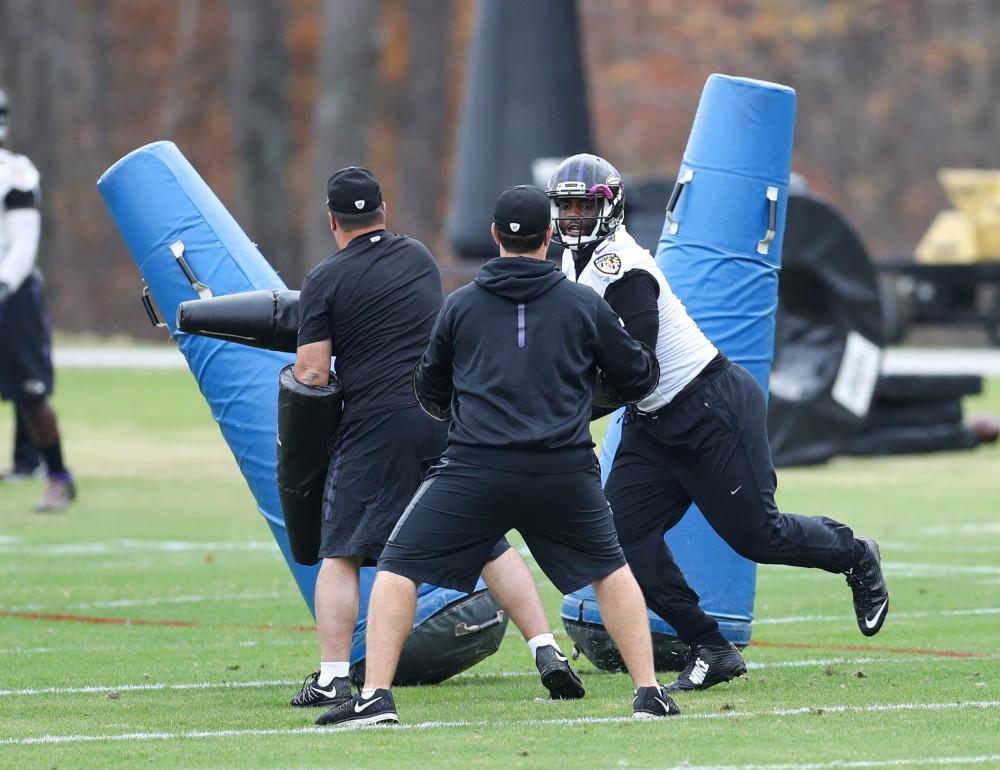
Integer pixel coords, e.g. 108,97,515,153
0,88,76,511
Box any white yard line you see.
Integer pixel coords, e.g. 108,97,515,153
758,562,1000,580
657,757,1000,770
879,541,1000,555
757,607,1000,626
0,539,279,556
1,700,997,745
0,637,313,656
919,523,1000,536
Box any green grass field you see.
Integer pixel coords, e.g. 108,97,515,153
1,366,998,769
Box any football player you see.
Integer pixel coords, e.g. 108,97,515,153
0,88,75,510
547,153,889,692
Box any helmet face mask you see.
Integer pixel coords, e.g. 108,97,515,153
546,154,624,249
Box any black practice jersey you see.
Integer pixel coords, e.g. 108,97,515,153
414,257,659,472
298,229,444,423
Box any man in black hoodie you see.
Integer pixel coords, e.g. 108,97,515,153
316,185,680,728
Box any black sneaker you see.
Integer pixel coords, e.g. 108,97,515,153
316,688,399,728
535,645,585,700
289,671,352,707
845,537,889,637
663,642,747,693
632,685,680,719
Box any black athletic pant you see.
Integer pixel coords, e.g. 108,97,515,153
605,357,863,646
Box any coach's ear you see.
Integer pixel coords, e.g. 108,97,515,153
543,224,553,247
328,211,337,234
490,223,501,247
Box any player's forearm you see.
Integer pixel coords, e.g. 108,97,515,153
293,339,333,386
412,361,452,420
0,208,40,291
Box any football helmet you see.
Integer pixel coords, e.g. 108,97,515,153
545,153,624,248
0,88,8,144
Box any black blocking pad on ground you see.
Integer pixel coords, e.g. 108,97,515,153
875,374,983,402
350,590,509,687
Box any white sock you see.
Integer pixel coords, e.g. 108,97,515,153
527,633,558,658
317,661,349,687
360,687,377,698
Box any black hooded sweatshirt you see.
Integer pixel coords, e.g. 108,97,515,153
413,256,658,473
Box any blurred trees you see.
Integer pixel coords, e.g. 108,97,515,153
227,0,293,277
0,0,997,335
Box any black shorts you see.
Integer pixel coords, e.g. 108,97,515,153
378,456,627,595
319,405,450,563
0,274,54,402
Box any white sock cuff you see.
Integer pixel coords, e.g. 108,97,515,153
318,661,350,686
527,632,557,657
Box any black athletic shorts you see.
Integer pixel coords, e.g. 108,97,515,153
318,405,510,565
378,456,627,595
0,273,54,402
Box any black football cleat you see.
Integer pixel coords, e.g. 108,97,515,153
535,645,585,700
290,671,352,707
663,642,747,693
846,537,889,637
632,684,680,719
316,688,399,728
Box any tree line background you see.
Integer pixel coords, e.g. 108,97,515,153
0,0,997,336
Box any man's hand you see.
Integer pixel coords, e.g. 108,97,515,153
293,339,333,386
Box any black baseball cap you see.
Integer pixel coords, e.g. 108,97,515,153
326,167,383,214
494,185,551,237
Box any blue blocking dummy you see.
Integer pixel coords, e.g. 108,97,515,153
562,75,795,666
98,142,503,676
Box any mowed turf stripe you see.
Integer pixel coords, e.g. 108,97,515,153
7,591,298,613
0,679,298,696
2,701,998,745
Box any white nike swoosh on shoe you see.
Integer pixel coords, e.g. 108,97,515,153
865,598,889,629
654,697,672,712
354,696,383,713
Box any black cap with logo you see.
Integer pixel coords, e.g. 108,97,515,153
326,167,383,214
494,185,551,238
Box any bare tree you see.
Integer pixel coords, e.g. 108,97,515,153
395,0,452,250
304,0,382,266
227,0,294,279
0,0,80,311
159,0,202,138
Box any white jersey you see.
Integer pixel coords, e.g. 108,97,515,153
561,224,717,410
0,148,41,292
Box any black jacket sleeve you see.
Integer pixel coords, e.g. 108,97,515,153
603,269,660,350
412,301,455,421
592,297,660,405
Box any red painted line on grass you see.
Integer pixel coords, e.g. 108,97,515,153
1,610,986,659
0,610,316,634
750,639,984,659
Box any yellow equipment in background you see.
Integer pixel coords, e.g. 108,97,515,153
916,169,1000,264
